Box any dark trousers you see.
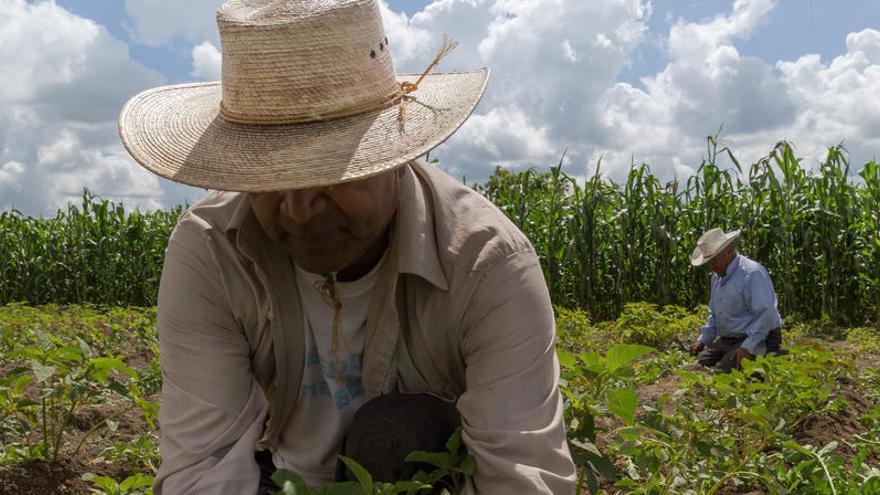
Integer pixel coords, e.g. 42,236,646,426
697,328,783,372
256,393,460,494
256,450,279,495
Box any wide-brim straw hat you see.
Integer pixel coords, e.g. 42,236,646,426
118,0,489,192
690,228,741,266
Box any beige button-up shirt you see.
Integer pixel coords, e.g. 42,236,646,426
153,159,576,494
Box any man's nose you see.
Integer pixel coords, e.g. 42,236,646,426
281,187,327,224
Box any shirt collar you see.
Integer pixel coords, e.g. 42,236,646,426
222,160,449,292
224,192,264,265
716,253,740,284
390,161,449,291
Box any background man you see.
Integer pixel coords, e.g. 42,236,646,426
688,228,784,372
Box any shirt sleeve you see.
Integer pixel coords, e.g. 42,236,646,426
457,250,577,495
699,283,718,345
152,221,268,495
740,268,778,355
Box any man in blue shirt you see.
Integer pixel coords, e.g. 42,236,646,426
688,228,783,372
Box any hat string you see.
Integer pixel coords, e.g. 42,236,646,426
315,272,353,380
397,35,458,123
218,36,458,126
314,273,343,356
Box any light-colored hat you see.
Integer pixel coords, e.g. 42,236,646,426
118,0,489,192
690,228,741,266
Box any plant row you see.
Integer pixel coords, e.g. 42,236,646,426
1,138,879,321
1,303,878,494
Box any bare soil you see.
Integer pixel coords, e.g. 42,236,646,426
0,392,158,495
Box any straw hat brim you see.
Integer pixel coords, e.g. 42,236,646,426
690,230,741,266
119,69,489,192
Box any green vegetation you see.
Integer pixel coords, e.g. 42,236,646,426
0,303,877,494
555,306,880,495
0,192,182,307
271,429,473,495
2,139,879,326
0,304,160,493
1,137,878,492
477,139,880,325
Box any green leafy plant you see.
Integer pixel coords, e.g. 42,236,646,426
404,426,475,493
81,472,154,495
271,427,473,495
0,329,146,462
94,432,161,472
559,343,654,493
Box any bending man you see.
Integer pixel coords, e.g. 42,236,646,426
688,228,783,372
117,0,575,493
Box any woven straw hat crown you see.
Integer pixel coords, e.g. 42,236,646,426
690,228,741,266
217,0,402,125
118,0,489,192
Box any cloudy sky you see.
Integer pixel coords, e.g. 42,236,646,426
1,0,879,216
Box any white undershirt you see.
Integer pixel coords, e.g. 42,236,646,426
272,257,383,486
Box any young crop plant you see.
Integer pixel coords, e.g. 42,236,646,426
558,344,654,494
81,472,154,495
94,432,161,473
270,427,474,495
0,314,156,465
3,342,140,462
603,344,875,495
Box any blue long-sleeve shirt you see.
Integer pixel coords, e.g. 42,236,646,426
698,254,783,355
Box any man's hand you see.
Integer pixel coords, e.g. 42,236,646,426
733,347,753,368
688,340,705,356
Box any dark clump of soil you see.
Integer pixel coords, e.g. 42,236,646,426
0,457,130,495
792,382,876,462
794,412,862,457
71,408,105,432
636,374,685,416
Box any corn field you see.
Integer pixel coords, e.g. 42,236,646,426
1,139,878,326
477,139,879,326
0,191,183,307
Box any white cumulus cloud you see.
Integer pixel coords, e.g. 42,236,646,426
384,0,879,182
593,0,880,179
6,0,879,216
191,41,222,81
776,28,880,160
380,0,653,178
0,0,202,215
594,0,793,176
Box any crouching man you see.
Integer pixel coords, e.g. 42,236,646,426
688,228,784,372
118,0,576,493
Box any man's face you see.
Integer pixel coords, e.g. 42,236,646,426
706,246,734,276
248,168,402,275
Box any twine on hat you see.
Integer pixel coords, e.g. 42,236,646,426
398,35,459,123
218,91,405,126
216,35,459,127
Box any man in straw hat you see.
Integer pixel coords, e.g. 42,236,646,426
688,228,784,372
119,1,575,493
